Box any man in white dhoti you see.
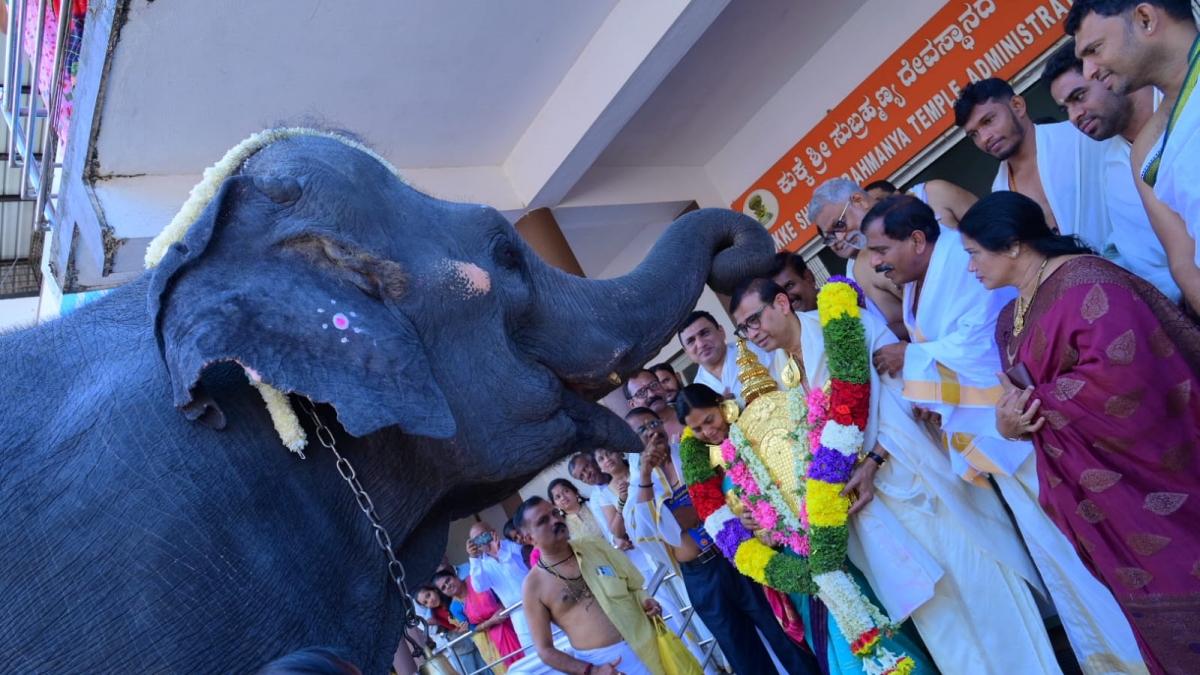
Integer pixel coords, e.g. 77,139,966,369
1043,39,1181,303
954,78,1114,251
677,311,776,407
1067,0,1200,311
730,276,1065,675
860,194,1149,675
807,178,977,342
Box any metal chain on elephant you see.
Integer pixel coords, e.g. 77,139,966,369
294,396,420,631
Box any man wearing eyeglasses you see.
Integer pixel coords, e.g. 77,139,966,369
677,311,777,407
729,276,1063,675
623,370,686,443
807,177,976,342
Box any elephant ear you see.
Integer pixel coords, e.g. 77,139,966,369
147,175,456,440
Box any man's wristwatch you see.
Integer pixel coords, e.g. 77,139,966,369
866,451,886,466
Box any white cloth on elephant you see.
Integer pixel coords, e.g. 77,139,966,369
692,340,778,408
1104,137,1181,303
992,121,1114,252
897,231,1147,674
899,226,1031,481
469,539,532,649
762,310,1062,675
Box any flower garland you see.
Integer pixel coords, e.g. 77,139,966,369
678,278,913,674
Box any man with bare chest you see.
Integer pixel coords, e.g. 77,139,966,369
955,77,1114,253
518,496,665,675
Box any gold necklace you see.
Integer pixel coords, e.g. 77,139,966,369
1013,257,1049,336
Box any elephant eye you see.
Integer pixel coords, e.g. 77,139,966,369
494,239,521,271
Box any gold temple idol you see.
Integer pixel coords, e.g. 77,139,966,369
722,339,807,518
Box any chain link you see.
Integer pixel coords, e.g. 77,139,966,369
295,396,421,631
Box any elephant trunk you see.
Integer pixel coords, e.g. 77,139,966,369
526,208,774,395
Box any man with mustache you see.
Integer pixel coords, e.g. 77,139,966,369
677,311,776,407
1042,39,1180,303
768,251,819,314
807,177,976,342
859,194,1149,673
518,495,663,675
807,178,903,339
954,78,1113,253
648,363,682,406
1067,0,1200,315
623,370,686,441
730,276,1062,675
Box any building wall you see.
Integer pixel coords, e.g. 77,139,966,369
0,296,40,332
706,0,948,204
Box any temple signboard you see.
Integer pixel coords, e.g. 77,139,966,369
735,0,1073,251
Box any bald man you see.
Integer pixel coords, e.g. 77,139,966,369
467,520,533,649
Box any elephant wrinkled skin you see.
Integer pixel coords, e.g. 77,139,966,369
0,131,774,673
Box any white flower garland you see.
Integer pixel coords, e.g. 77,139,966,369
820,421,865,458
703,505,738,539
787,388,811,502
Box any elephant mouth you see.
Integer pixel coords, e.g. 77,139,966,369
559,372,623,402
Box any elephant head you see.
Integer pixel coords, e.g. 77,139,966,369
147,128,773,514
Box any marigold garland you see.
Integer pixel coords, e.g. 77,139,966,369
678,280,910,671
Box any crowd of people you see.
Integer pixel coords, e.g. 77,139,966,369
401,3,1200,674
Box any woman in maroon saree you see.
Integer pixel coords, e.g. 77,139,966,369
959,191,1200,675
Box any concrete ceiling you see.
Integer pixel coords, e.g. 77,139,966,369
71,0,864,286
595,0,869,168
94,0,619,176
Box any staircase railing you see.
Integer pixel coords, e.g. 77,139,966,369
2,0,72,233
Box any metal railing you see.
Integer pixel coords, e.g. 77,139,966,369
434,564,719,675
2,0,72,232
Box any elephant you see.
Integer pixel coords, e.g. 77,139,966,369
0,128,774,674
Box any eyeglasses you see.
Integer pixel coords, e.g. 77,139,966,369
630,380,662,400
633,419,664,437
734,303,770,339
819,200,853,245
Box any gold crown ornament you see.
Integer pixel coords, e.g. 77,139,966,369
731,339,805,516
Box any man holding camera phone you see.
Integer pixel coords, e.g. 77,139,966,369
468,521,534,650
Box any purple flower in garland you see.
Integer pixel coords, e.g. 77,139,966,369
808,444,858,483
715,518,753,560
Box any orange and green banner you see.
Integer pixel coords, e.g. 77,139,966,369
735,0,1073,251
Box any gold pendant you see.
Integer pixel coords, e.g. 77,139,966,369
781,356,803,390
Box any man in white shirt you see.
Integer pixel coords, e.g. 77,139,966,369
677,311,775,407
954,77,1113,251
1042,38,1180,302
467,520,532,649
807,178,978,341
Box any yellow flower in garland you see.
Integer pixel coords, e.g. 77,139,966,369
806,481,851,527
817,282,862,326
733,538,775,585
